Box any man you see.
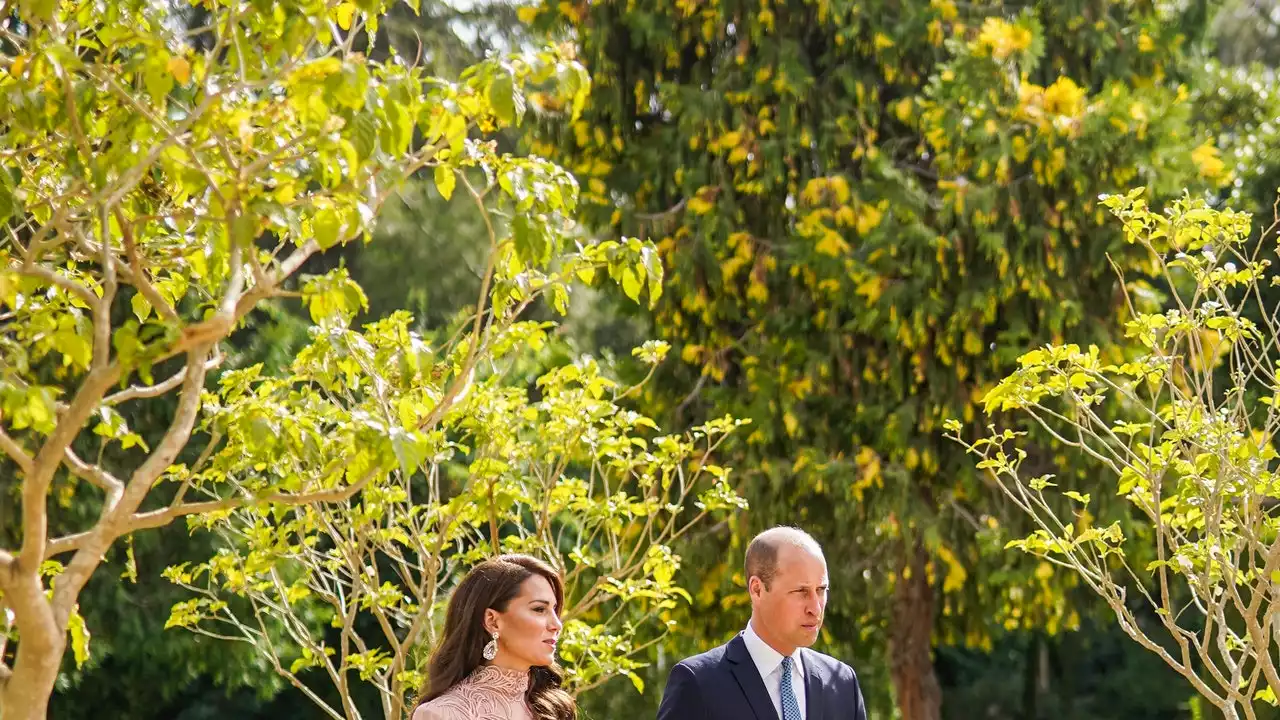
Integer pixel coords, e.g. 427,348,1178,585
657,526,867,720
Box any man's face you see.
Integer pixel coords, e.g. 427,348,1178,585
750,544,829,655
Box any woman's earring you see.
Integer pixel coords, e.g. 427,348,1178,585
482,631,499,661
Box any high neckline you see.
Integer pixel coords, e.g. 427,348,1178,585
465,664,529,698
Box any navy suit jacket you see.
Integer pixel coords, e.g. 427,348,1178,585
656,633,867,720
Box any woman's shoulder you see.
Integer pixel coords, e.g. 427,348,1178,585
411,684,527,720
410,693,471,720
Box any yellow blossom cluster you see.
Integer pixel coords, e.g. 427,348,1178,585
974,17,1033,60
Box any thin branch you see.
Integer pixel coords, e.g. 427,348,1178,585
61,446,124,495
14,260,98,310
116,207,181,324
103,353,224,405
126,469,377,534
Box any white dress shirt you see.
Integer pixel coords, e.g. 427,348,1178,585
742,621,807,719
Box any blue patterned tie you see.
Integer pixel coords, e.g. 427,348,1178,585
779,656,802,720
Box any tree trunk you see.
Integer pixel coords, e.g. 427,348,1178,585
889,540,942,720
0,569,65,720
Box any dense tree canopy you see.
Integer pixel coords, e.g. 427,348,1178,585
8,0,1280,717
525,0,1274,715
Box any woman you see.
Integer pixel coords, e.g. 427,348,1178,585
412,554,575,720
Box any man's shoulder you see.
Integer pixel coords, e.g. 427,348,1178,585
801,647,861,685
673,636,736,674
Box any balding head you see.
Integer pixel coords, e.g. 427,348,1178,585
744,526,824,591
744,526,828,655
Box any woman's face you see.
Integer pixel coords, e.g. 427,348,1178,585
487,575,562,670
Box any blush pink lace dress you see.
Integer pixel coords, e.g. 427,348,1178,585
411,665,533,720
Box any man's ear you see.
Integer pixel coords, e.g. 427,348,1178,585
748,575,762,599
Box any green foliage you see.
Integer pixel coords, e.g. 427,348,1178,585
520,0,1273,713
167,269,745,719
956,191,1280,718
0,0,633,717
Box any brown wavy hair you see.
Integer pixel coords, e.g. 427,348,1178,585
414,554,575,720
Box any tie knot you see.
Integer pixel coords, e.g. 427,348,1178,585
780,655,793,673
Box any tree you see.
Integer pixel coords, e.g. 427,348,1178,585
0,0,624,716
166,319,748,719
955,190,1280,719
524,1,1239,717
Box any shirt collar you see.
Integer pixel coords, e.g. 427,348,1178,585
743,619,802,679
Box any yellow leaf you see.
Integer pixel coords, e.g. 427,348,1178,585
856,204,883,235
335,1,356,30
855,276,883,304
688,196,714,214
815,231,848,257
893,98,913,123
517,6,538,23
167,56,191,85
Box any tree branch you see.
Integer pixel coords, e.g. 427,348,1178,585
51,351,209,619
61,447,124,495
126,471,376,534
14,260,98,310
18,363,121,574
116,207,180,324
103,353,224,406
42,532,90,560
94,205,118,370
0,423,34,475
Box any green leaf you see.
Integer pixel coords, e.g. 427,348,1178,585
387,101,413,154
620,267,642,303
131,292,152,322
21,0,57,23
1064,491,1090,505
144,53,175,103
67,605,91,669
434,165,456,201
487,72,520,126
122,535,138,584
641,245,664,307
313,207,343,250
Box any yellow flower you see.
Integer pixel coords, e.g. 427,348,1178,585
1191,141,1226,181
1041,76,1085,117
976,17,1033,60
815,230,849,257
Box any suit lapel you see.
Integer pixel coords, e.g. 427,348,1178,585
726,634,780,720
801,648,825,720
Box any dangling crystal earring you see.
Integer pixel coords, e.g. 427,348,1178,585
482,631,499,661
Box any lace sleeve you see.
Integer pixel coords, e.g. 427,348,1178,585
410,702,448,720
